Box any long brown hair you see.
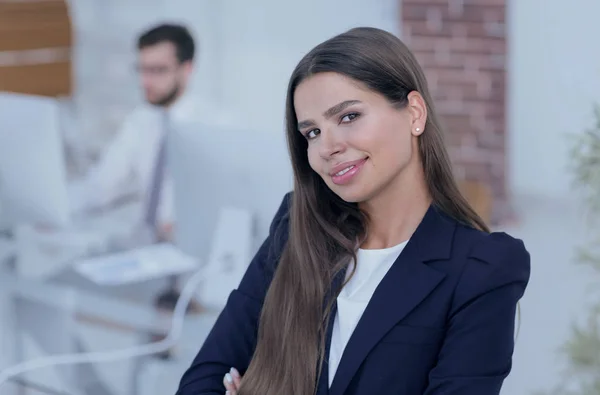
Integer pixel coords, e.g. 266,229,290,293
239,27,489,395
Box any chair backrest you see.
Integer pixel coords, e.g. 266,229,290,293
458,180,493,227
199,206,255,309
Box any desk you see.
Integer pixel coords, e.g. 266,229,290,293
14,202,143,280
1,233,219,395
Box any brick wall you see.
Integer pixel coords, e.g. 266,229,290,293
401,0,508,223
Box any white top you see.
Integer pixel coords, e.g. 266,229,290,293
328,240,409,387
68,94,237,227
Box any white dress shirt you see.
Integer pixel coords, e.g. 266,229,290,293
328,240,409,387
69,94,235,228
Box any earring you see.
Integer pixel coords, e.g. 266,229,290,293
415,127,421,133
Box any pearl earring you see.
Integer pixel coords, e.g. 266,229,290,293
415,127,421,133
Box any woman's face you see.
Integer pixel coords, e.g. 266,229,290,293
294,72,426,203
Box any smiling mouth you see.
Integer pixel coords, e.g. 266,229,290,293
334,165,355,177
329,158,368,185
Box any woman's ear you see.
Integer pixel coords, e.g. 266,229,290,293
407,91,427,136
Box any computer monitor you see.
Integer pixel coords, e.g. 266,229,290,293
169,121,294,261
0,92,70,229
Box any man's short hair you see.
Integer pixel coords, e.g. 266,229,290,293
137,23,195,63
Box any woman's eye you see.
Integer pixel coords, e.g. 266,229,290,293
341,112,359,123
306,129,320,139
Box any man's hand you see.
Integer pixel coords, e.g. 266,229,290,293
34,223,56,232
224,367,242,394
157,222,174,242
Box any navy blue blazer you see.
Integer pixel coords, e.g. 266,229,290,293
177,192,531,395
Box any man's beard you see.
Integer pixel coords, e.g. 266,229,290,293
149,84,180,107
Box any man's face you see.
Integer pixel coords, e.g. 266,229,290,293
137,42,192,106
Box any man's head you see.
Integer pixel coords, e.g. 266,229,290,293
136,24,195,107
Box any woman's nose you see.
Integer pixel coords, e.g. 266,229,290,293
318,128,346,159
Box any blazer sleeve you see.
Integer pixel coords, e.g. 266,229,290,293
423,232,531,395
176,192,292,395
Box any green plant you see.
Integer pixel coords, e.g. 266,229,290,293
535,105,600,395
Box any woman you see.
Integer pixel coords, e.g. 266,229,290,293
177,27,530,395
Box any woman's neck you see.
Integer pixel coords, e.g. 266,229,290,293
360,168,431,250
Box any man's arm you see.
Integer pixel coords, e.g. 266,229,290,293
69,116,141,215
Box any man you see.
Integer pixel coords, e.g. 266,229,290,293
70,23,229,243
69,24,227,350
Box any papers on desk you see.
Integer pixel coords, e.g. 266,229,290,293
74,243,199,286
13,202,156,280
14,224,108,279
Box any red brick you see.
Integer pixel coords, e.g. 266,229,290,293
436,82,479,101
464,0,506,5
403,3,505,23
459,5,505,23
403,4,442,21
413,51,504,72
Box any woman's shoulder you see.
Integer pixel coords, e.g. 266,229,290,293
457,225,529,267
270,191,293,235
263,192,293,260
452,224,531,297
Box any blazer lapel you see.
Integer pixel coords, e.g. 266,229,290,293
315,300,337,395
316,265,349,395
328,205,455,395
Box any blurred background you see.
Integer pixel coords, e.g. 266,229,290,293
1,0,599,394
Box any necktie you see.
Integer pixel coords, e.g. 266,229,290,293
144,110,169,233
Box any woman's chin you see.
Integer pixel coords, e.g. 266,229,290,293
330,185,370,204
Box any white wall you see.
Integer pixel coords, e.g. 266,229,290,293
508,0,600,198
214,0,400,133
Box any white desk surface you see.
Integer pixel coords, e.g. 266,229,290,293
0,232,220,395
